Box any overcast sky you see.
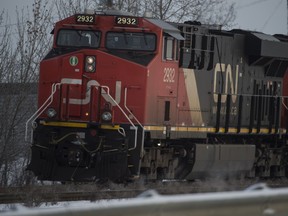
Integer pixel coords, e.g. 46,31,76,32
231,0,287,34
1,0,287,35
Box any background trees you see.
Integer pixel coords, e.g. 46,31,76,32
0,0,52,186
53,0,235,27
0,0,235,186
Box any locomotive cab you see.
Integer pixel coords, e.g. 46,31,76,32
27,10,185,182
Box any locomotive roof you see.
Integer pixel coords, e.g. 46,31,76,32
52,10,288,62
227,29,288,60
146,18,185,40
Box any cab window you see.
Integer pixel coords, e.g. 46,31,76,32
163,36,178,61
57,29,101,48
106,32,156,51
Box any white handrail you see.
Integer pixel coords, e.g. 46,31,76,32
25,83,60,143
124,87,145,154
25,82,140,152
101,86,138,151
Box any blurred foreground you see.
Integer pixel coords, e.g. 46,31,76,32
1,183,288,216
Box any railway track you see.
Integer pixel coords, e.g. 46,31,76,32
1,178,288,205
0,187,144,205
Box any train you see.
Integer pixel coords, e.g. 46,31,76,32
26,10,288,183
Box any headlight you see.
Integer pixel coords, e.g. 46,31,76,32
86,64,95,72
86,56,94,64
101,111,112,122
46,108,57,118
85,56,95,72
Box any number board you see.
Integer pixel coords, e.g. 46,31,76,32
75,14,95,24
115,16,139,26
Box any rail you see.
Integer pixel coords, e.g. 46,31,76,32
2,183,288,216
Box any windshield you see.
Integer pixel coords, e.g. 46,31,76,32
106,32,156,51
57,29,100,48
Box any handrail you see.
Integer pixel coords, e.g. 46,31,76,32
101,85,138,151
124,87,145,154
25,82,140,152
25,83,61,143
124,87,144,128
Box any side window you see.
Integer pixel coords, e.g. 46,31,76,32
163,36,178,61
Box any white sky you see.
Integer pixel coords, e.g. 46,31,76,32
230,0,287,34
1,0,288,35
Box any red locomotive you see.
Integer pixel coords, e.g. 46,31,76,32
26,10,288,182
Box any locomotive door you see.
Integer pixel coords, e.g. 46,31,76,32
60,54,85,120
157,97,176,137
60,81,83,119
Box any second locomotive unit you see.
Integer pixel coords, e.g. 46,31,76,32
26,10,288,182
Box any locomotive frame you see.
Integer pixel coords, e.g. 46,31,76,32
26,10,288,182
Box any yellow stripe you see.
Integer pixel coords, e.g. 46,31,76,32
41,121,121,130
239,128,249,133
251,128,257,133
218,128,225,133
41,121,88,128
187,127,215,132
144,125,284,134
144,126,165,131
40,121,286,135
100,124,120,130
177,127,188,132
259,128,269,133
227,128,238,133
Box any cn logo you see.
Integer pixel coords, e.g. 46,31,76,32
61,78,121,106
213,63,239,103
69,56,79,66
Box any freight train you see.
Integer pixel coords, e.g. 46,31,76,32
26,10,288,182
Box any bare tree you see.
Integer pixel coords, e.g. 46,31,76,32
54,0,99,20
0,0,53,186
0,11,13,83
114,0,140,15
141,0,235,27
0,10,17,186
53,0,235,27
17,0,53,83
